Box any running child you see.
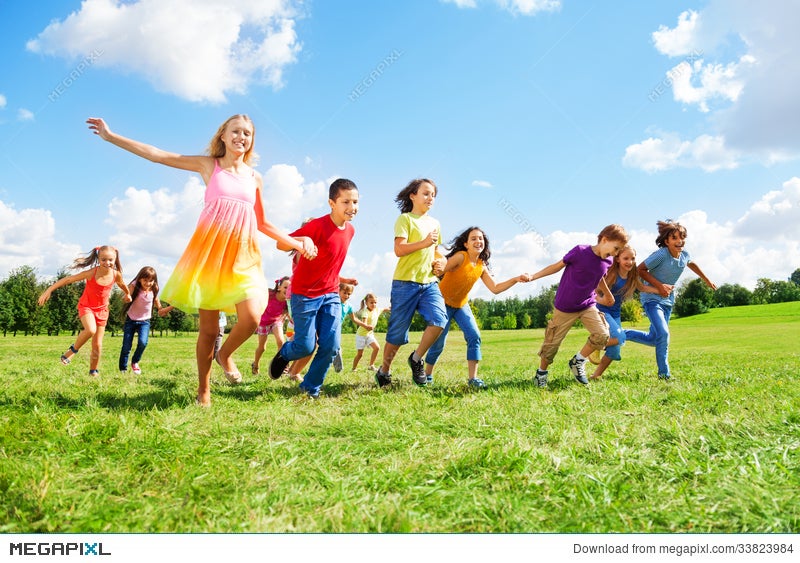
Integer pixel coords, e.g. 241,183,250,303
589,246,658,380
332,281,356,373
424,226,531,388
268,179,358,399
625,220,716,380
87,116,316,406
375,178,448,388
38,246,132,376
526,224,629,386
351,292,390,372
119,266,173,374
252,276,291,376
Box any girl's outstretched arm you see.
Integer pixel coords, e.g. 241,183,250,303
254,184,317,259
87,117,214,179
687,262,717,290
481,270,528,295
37,270,93,306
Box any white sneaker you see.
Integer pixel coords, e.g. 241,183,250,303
132,363,142,375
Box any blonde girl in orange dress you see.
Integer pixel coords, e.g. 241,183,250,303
38,246,132,377
87,116,316,406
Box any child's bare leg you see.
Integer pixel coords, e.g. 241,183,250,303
196,309,219,406
415,325,444,357
467,359,479,380
253,334,268,368
89,325,106,371
218,298,261,374
579,342,596,359
66,314,96,360
288,354,312,381
368,342,380,367
380,342,400,373
590,355,613,380
352,349,363,369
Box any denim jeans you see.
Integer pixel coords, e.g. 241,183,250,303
425,304,482,366
601,312,626,362
279,292,341,396
625,300,672,377
119,318,151,370
385,280,447,346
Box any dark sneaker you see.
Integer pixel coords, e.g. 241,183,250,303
375,370,392,388
408,353,427,386
332,350,343,373
269,352,289,380
468,378,486,389
569,355,588,385
534,369,548,388
658,373,671,381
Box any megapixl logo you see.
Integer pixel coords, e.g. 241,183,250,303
9,542,111,556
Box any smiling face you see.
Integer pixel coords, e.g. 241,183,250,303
664,231,686,257
466,229,485,254
97,248,117,270
365,296,377,310
596,237,624,259
409,182,436,215
276,279,290,301
139,276,155,291
616,247,636,274
329,188,359,226
221,117,254,158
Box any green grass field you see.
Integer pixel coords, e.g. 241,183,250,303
1,302,798,533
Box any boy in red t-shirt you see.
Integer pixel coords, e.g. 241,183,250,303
269,179,358,398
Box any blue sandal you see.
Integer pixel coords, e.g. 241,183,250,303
61,344,78,365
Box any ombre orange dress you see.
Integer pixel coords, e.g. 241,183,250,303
161,161,268,314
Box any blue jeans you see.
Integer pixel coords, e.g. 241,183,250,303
119,318,151,370
279,292,341,396
601,312,626,362
625,300,672,377
385,280,447,346
425,304,482,366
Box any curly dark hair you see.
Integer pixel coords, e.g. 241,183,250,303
444,226,491,269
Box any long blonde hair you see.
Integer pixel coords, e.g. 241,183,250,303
604,246,640,302
72,245,122,274
207,114,258,165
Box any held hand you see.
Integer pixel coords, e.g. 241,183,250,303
425,229,439,247
431,257,446,276
299,237,318,260
86,117,112,141
518,273,532,283
365,324,374,332
658,283,674,297
123,294,133,303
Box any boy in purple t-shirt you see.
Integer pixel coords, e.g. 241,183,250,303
527,224,629,386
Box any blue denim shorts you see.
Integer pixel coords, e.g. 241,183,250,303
385,280,447,346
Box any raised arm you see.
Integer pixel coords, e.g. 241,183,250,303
254,183,316,259
37,270,92,306
394,227,439,258
87,117,214,180
528,260,566,282
637,262,672,297
687,261,717,290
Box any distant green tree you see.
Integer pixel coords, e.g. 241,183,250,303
713,283,752,307
502,312,517,329
791,268,800,286
40,270,83,335
674,278,714,317
2,266,40,335
753,278,800,304
620,299,643,323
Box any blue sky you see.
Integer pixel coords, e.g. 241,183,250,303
1,0,799,306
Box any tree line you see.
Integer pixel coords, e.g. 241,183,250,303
2,265,799,336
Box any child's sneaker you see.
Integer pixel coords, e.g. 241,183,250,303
367,365,378,372
426,374,433,385
569,355,588,385
374,370,392,388
658,373,671,381
534,369,548,388
468,378,486,389
408,353,427,386
132,363,142,375
332,350,343,373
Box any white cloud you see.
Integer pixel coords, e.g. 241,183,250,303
472,180,493,188
17,109,34,121
623,133,739,173
443,0,560,15
0,200,81,277
652,10,701,57
26,0,302,103
670,56,753,113
734,177,800,240
0,94,6,108
644,2,800,161
261,164,329,229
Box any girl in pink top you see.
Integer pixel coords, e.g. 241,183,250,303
87,116,316,407
252,276,291,376
118,267,174,375
38,246,132,377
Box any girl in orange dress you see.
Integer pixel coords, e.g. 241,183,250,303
38,245,132,377
87,115,316,406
